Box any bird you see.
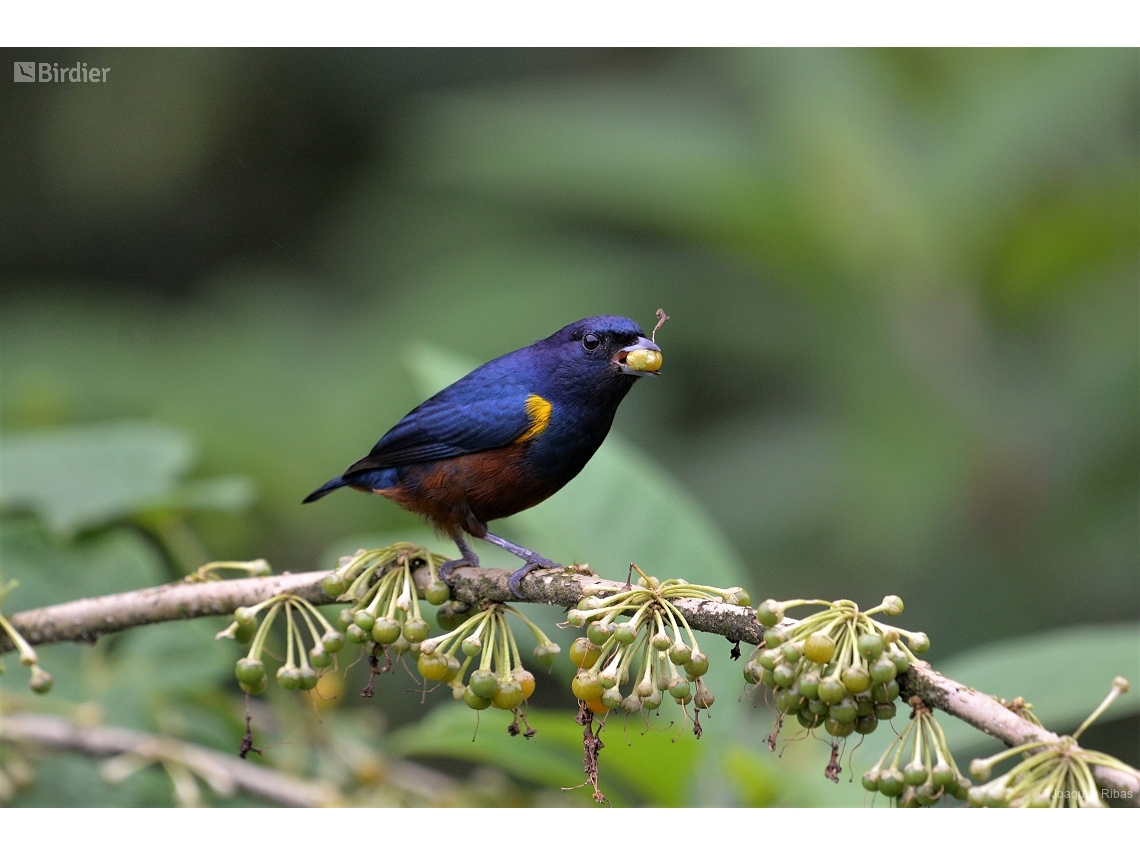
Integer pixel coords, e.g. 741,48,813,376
303,315,663,595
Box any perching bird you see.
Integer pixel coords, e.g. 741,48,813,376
303,315,663,594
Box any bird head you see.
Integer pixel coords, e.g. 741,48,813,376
540,315,663,382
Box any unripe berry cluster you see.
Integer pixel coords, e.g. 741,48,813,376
416,603,560,725
565,566,749,730
862,698,970,806
217,593,345,694
321,544,451,656
746,596,928,739
967,678,1135,808
0,580,52,694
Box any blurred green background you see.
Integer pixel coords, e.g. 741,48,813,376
0,48,1137,806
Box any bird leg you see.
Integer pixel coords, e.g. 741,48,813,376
481,532,560,597
439,534,480,582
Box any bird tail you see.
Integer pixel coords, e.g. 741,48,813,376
302,475,349,504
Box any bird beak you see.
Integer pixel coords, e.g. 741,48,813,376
616,336,662,377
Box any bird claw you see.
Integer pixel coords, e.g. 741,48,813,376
508,559,559,598
439,556,477,583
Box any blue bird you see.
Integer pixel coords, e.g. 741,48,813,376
303,316,663,594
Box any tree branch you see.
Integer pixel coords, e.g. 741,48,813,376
0,712,338,807
3,564,1137,806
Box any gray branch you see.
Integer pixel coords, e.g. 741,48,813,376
0,712,338,807
3,564,1137,806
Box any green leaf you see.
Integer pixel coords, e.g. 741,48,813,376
390,703,700,806
0,422,253,536
932,622,1140,754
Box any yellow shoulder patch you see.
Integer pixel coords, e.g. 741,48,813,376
515,394,553,443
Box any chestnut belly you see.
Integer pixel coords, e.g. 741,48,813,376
375,444,564,538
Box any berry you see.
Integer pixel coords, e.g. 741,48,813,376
857,633,884,660
829,696,858,724
240,674,268,695
601,686,624,709
403,617,430,643
763,627,789,648
841,665,872,694
469,669,499,699
423,580,451,606
907,632,930,655
869,656,897,684
534,642,560,669
873,702,897,720
824,718,856,738
308,645,332,669
29,668,53,694
569,637,601,669
854,714,878,734
345,624,369,644
804,633,836,664
587,621,614,646
464,686,492,710
371,617,401,645
878,768,905,797
321,630,346,653
321,575,346,597
757,599,784,627
297,666,319,691
491,679,525,710
684,651,710,678
572,671,604,702
417,654,450,682
353,611,376,631
903,762,928,786
818,677,847,704
276,666,301,691
881,595,904,616
513,669,536,699
796,671,821,700
235,658,265,685
614,623,638,645
461,636,483,658
668,642,692,666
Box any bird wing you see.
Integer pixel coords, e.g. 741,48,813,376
343,369,542,474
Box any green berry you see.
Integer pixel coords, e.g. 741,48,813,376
804,633,836,664
297,666,319,691
337,607,356,630
321,575,347,597
887,645,910,674
614,622,638,645
763,627,789,648
461,636,482,658
621,694,643,714
824,718,856,738
807,698,830,717
870,655,897,684
240,674,268,695
491,679,525,710
841,665,872,694
857,633,885,660
403,617,430,643
796,671,821,700
757,649,780,671
855,714,878,734
601,686,624,709
871,679,900,703
308,645,332,669
372,617,401,645
855,693,874,717
353,611,376,631
829,696,858,724
568,637,601,669
276,666,301,691
760,667,778,689
773,663,797,688
743,659,764,685
818,677,847,704
874,702,897,720
29,668,53,694
469,668,499,699
534,642,560,669
668,678,692,701
903,762,929,786
235,657,265,685
642,688,663,711
417,654,450,682
797,708,823,729
931,763,955,788
423,580,451,606
464,686,492,710
321,630,345,653
726,587,751,607
779,642,802,664
694,680,715,709
587,621,614,645
668,642,692,666
684,651,709,678
862,770,880,792
757,599,783,627
881,595,903,616
907,632,930,654
878,768,905,797
345,623,369,645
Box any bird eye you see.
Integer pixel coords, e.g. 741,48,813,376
582,333,601,352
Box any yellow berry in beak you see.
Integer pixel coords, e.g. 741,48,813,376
624,348,663,373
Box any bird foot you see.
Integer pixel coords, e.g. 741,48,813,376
439,556,478,583
508,558,559,598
